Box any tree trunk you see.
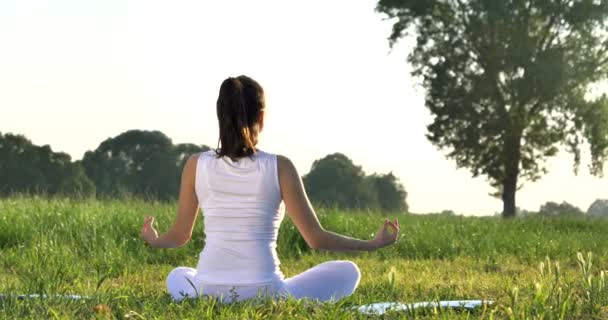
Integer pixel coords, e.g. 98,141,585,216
502,131,522,218
502,171,517,218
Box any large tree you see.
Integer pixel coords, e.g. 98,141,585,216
369,172,409,212
82,130,214,200
81,130,176,199
81,130,211,200
303,153,373,209
303,153,408,212
378,0,608,217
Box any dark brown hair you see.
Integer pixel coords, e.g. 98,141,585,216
215,75,265,159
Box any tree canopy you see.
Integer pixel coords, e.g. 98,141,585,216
378,0,608,217
587,198,608,216
369,172,409,212
0,132,94,196
303,153,408,212
81,130,210,200
539,201,584,216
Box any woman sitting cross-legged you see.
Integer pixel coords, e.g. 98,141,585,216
140,75,400,303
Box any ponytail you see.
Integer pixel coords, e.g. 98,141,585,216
216,76,264,159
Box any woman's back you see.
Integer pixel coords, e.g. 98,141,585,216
194,150,285,285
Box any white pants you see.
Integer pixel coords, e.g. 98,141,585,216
166,260,361,303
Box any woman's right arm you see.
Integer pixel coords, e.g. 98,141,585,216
277,155,399,252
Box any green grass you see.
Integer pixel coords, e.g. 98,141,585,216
1,197,608,319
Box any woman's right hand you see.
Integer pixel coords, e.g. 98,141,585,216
141,216,159,247
370,218,400,250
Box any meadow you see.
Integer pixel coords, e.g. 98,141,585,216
1,197,608,319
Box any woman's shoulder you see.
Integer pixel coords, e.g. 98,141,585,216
256,150,290,162
254,149,273,158
185,150,214,168
197,149,216,159
272,154,297,174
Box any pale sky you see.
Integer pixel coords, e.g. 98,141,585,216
1,0,607,215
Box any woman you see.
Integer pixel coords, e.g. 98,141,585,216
140,75,400,303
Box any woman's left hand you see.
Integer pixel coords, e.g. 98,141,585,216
141,216,159,246
370,218,400,250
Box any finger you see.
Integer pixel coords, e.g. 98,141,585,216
387,225,398,242
388,221,398,230
388,221,399,234
144,216,155,227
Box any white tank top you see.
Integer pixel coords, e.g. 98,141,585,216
193,150,286,285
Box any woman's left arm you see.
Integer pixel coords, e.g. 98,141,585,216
141,154,200,248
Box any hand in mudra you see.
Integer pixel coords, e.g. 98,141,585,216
371,218,399,249
141,216,159,246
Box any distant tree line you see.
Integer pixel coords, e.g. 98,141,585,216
0,130,210,200
516,200,608,218
0,130,408,212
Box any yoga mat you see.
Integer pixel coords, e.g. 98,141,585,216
356,300,493,315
